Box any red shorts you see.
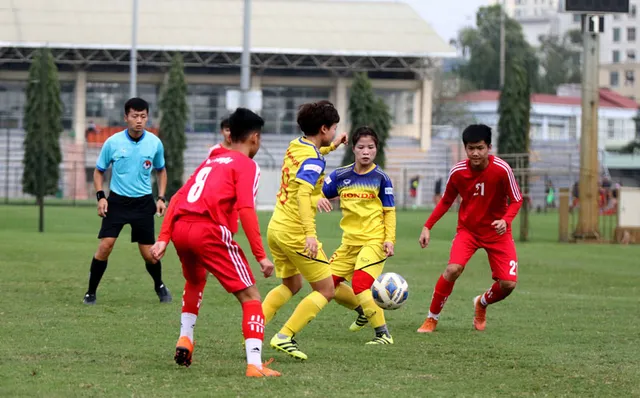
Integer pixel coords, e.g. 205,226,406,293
448,228,518,282
171,217,255,293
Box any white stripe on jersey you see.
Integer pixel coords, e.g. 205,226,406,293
493,158,522,201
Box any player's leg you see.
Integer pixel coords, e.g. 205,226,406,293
132,198,171,303
270,242,333,360
473,235,518,331
208,226,280,377
329,245,366,330
170,221,205,367
417,229,478,333
84,208,126,304
351,244,393,344
262,229,302,325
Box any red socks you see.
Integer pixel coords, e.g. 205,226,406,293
182,280,206,315
242,300,265,340
481,282,508,306
429,274,455,316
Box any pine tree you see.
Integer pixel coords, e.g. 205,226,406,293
22,48,63,220
342,72,392,167
497,58,531,241
159,53,189,200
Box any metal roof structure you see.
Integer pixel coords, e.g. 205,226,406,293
0,0,455,76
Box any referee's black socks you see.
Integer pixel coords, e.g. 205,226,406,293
146,261,164,290
87,257,108,295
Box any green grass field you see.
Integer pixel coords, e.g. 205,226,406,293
1,205,639,397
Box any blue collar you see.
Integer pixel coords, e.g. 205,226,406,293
125,129,146,142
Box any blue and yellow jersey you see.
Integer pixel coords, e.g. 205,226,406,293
269,137,336,237
322,163,396,245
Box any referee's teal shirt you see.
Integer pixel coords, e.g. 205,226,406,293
96,130,165,198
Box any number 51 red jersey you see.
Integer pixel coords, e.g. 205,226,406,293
172,151,261,229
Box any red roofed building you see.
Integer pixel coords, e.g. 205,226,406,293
456,86,639,149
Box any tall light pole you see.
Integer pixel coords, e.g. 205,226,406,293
130,0,139,99
499,0,506,88
240,0,252,107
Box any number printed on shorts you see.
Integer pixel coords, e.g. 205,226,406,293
509,260,518,276
187,166,212,203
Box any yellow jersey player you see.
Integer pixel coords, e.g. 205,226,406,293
262,101,349,360
318,126,396,345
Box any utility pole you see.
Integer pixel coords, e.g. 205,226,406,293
240,0,252,108
499,0,506,88
130,0,139,99
575,15,601,239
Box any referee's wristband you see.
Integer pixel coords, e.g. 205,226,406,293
157,196,167,203
96,190,106,201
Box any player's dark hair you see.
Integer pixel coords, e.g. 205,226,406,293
297,100,340,136
462,124,492,146
124,97,149,115
228,108,264,142
351,126,379,148
220,118,230,131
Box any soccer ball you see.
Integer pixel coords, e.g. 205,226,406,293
371,272,409,310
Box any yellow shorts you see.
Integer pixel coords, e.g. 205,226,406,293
267,228,331,283
330,243,387,281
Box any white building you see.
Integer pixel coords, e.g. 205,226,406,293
456,88,638,149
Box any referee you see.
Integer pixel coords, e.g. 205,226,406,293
83,97,172,305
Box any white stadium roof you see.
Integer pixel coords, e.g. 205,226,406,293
0,0,455,58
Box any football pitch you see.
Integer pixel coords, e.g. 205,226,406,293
1,205,639,397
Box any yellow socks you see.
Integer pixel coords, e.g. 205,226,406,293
280,291,328,336
262,284,293,325
334,283,359,310
356,290,386,328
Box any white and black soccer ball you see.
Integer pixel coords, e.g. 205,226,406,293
371,272,409,310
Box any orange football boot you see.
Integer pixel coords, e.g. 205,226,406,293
246,358,282,378
473,295,487,331
174,336,194,367
417,317,438,333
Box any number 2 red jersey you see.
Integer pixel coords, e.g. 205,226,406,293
425,155,522,239
172,151,260,231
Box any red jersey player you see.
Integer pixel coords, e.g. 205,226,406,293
150,108,281,378
417,124,522,333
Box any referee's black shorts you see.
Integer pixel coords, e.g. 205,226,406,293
98,191,156,245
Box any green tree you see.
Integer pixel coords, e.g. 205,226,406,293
537,30,583,94
342,72,392,167
159,53,189,200
497,57,531,241
22,47,63,231
455,4,540,92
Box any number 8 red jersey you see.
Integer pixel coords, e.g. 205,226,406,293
172,151,260,228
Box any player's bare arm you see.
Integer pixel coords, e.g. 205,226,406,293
258,258,275,278
94,168,108,217
155,168,168,216
317,197,333,213
332,132,348,148
418,227,431,249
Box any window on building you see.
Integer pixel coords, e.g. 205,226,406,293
614,14,621,20
608,119,615,139
613,27,621,42
628,50,636,61
628,27,636,42
613,50,621,63
0,80,74,131
631,4,637,17
573,13,581,22
625,70,635,86
185,85,239,133
86,82,160,129
610,71,619,86
374,89,416,125
261,87,331,135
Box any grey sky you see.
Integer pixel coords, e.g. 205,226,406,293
343,0,493,43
